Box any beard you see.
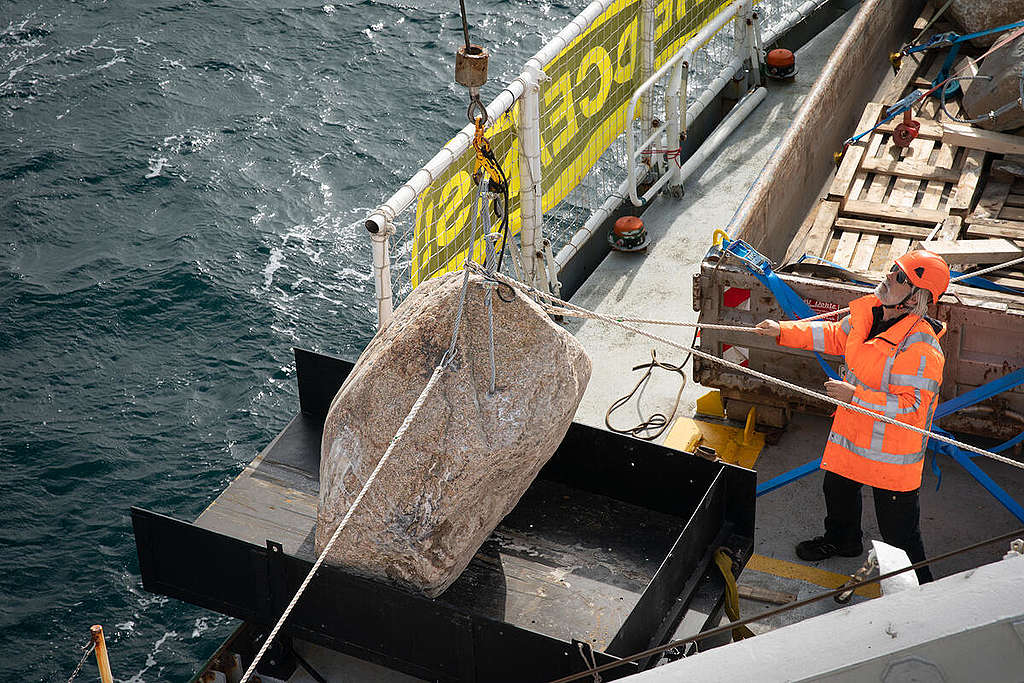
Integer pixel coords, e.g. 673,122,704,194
875,280,902,306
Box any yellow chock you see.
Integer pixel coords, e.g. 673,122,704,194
664,418,703,453
741,406,757,446
696,389,725,418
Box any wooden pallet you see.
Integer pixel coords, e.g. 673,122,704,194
809,94,983,276
965,162,1024,289
790,4,1003,278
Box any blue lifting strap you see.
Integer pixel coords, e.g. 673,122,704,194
721,239,840,380
736,237,1024,500
928,427,1024,524
758,368,1024,498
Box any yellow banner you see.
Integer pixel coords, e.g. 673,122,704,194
654,0,734,70
411,0,731,286
411,109,520,287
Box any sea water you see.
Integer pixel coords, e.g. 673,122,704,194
0,1,576,679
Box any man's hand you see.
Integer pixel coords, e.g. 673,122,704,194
754,320,781,338
824,379,855,403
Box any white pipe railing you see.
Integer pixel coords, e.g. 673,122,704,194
364,0,834,328
518,64,545,290
626,0,745,206
370,222,395,326
364,0,622,234
551,60,751,272
678,86,767,181
639,0,657,146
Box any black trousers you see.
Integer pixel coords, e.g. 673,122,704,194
822,470,933,583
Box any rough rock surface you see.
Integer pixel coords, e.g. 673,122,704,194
949,0,1024,48
962,35,1024,131
317,270,591,597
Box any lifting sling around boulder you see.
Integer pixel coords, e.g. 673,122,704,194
317,269,591,597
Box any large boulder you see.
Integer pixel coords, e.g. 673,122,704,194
317,270,591,597
949,0,1024,48
962,34,1024,131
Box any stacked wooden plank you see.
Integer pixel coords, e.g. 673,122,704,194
799,93,984,276
788,2,1024,297
963,152,1024,289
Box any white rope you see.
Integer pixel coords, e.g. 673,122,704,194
240,362,450,683
548,253,1024,331
470,263,1024,472
241,177,501,683
543,305,758,331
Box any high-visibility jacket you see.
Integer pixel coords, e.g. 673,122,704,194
778,294,946,491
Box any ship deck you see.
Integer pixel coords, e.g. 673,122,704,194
188,4,1024,680
568,1,1024,641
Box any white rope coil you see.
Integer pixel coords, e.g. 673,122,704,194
469,262,1024,472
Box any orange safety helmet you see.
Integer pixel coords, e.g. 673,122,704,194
894,249,950,302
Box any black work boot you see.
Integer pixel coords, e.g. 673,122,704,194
795,536,863,561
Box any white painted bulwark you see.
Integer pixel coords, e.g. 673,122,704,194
624,554,1024,682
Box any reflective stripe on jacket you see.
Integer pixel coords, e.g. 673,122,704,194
778,294,946,491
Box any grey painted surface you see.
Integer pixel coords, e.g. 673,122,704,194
566,7,858,431
624,553,1024,682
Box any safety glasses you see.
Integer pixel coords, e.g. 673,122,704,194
889,264,910,286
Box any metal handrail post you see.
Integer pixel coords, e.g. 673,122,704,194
733,0,759,89
370,220,395,328
665,60,684,192
517,66,545,290
627,0,743,205
746,0,763,85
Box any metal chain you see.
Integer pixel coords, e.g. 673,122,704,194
469,263,1024,472
66,641,96,683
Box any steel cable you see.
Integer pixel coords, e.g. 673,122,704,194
469,262,1024,472
548,527,1024,683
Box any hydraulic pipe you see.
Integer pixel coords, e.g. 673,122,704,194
760,0,823,48
636,86,766,206
553,177,630,271
679,86,767,181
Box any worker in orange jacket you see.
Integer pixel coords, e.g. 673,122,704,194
755,250,950,583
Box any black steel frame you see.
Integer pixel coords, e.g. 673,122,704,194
132,348,755,682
